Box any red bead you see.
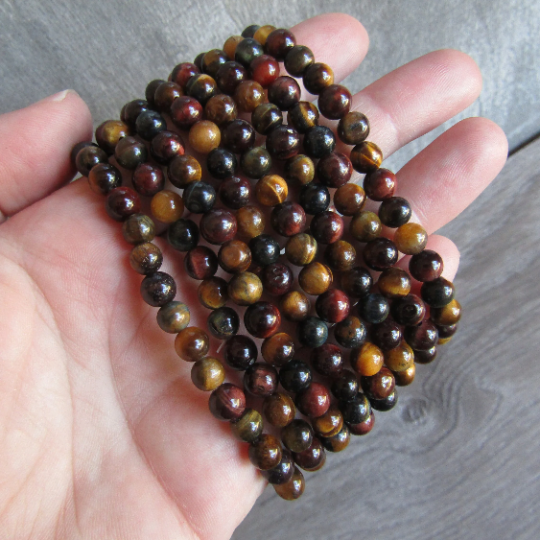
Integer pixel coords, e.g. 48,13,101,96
293,437,326,471
105,187,141,221
132,163,164,196
170,96,204,129
244,301,281,338
250,54,280,88
244,363,278,397
310,211,344,244
315,289,351,323
363,168,396,201
361,367,395,400
318,84,352,120
348,412,375,435
170,62,200,89
271,202,306,237
265,28,297,60
208,383,246,420
268,76,301,111
184,246,218,280
150,131,185,165
295,382,331,418
363,237,399,270
215,61,247,94
310,344,344,377
199,209,237,245
316,152,353,188
261,262,294,296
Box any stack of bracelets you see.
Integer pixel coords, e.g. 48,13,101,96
70,23,462,501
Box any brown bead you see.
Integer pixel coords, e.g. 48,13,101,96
393,363,416,386
271,202,306,237
334,316,367,349
288,101,319,133
223,35,244,60
261,332,295,367
186,73,217,104
129,242,163,275
120,100,150,131
221,119,256,153
303,62,334,94
364,168,396,201
372,318,402,351
265,28,296,60
188,120,221,154
220,176,250,211
392,294,426,326
350,342,384,377
384,341,414,372
431,298,462,326
198,276,228,310
263,392,296,427
200,208,237,245
404,320,439,350
414,346,438,364
318,84,352,120
244,301,281,338
350,210,382,242
280,291,311,322
191,357,226,391
315,290,351,324
394,222,429,256
361,366,395,400
250,54,280,88
409,250,444,282
114,136,147,170
266,125,301,160
204,94,238,127
218,240,251,273
293,437,326,471
285,233,317,266
316,152,353,188
153,81,183,112
150,131,185,165
378,267,412,298
311,343,344,376
251,103,283,135
122,214,155,245
156,301,190,333
310,210,344,244
150,190,184,223
168,155,202,189
281,419,313,453
421,277,455,308
174,327,210,362
334,184,366,216
348,412,375,436
227,272,263,306
184,246,218,280
209,383,246,421
170,62,200,89
244,363,278,397
105,187,141,221
320,424,350,453
202,49,228,78
284,44,314,77
236,205,265,239
363,237,399,271
261,452,295,486
337,111,370,145
95,119,130,154
87,163,122,195
325,240,357,272
215,60,247,94
312,405,343,438
350,141,383,173
295,382,331,418
341,266,373,298
230,408,264,443
132,163,164,196
299,262,333,296
255,174,288,206
274,466,305,500
284,154,315,186
249,434,282,470
253,24,276,45
234,80,265,113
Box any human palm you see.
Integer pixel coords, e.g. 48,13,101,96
0,13,507,540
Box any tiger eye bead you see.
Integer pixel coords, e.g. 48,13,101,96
240,146,272,179
88,163,121,195
437,323,458,341
261,262,293,296
244,363,278,397
379,196,412,228
135,110,167,141
145,79,165,107
337,111,370,145
263,392,296,427
303,126,336,159
120,99,150,131
129,242,163,275
280,291,310,322
431,298,462,326
191,356,226,391
233,80,265,113
284,44,314,77
341,266,373,298
265,28,296,59
284,154,315,186
350,211,382,243
223,119,257,155
371,389,398,412
114,136,147,170
279,360,312,393
131,163,164,196
167,218,199,252
392,294,426,326
372,319,402,351
186,73,217,104
361,366,395,400
156,301,190,334
404,319,439,350
363,237,399,271
218,240,251,273
169,62,200,89
255,174,288,206
209,383,246,421
315,290,351,324
249,434,282,471
105,187,141,221
378,268,412,298
189,120,221,154
350,342,384,377
266,126,301,160
334,184,366,216
316,152,353,188
236,206,265,239
249,234,280,266
219,176,251,210
351,141,383,173
310,211,344,244
293,438,326,472
312,405,343,438
153,81,183,112
168,155,202,189
299,262,333,296
334,316,367,349
359,293,390,324
325,240,357,272
421,277,455,308
207,306,240,340
340,392,370,425
184,246,218,280
409,250,444,282
318,84,352,120
288,101,319,133
183,182,216,214
230,408,263,443
303,62,334,94
204,94,238,126
263,450,295,487
223,35,243,60
250,54,280,88
296,382,331,418
271,202,306,237
151,130,185,165
150,190,184,223
235,37,264,68
140,272,176,307
198,277,228,310
282,419,313,453
251,103,283,135
321,425,350,453
261,332,295,367
331,370,359,401
384,341,414,372
394,222,429,255
175,326,210,362
215,60,247,94
202,49,228,77
363,168,396,201
348,411,375,436
244,301,281,338
253,24,276,46
311,344,344,376
297,316,328,348
286,233,317,266
414,346,438,364
95,119,129,155
223,334,258,371
393,363,416,386
207,148,237,179
242,25,260,38
122,213,155,244
200,208,237,245
193,53,205,71
299,183,330,215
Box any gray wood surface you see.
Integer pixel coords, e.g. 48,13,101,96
233,137,540,540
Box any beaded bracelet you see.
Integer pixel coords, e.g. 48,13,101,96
72,22,462,502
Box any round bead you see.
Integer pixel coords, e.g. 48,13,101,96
297,316,328,348
189,120,221,154
199,209,237,245
140,272,176,307
249,234,280,266
284,45,314,77
167,218,199,252
315,290,351,323
379,196,412,228
114,136,147,170
338,111,370,145
253,25,276,46
230,408,263,443
383,343,414,374
217,240,251,274
334,184,366,216
241,25,260,38
193,53,205,70
136,110,167,141
363,237,399,271
168,155,202,189
350,141,383,173
293,438,326,472
318,84,352,119
393,363,416,386
312,405,343,438
350,342,384,377
145,79,165,107
249,434,282,471
250,54,280,87
233,80,265,113
183,182,216,214
284,154,315,186
236,206,265,239
221,119,256,153
271,202,306,237
207,306,239,340
235,37,264,67
266,125,301,160
261,332,295,367
105,187,141,221
186,74,217,104
184,246,218,280
316,152,353,188
223,35,243,60
303,62,334,94
350,210,382,242
341,266,373,298
280,291,310,322
175,327,210,362
240,146,272,179
205,94,237,126
288,101,319,133
414,346,438,364
321,425,350,453
209,383,246,421
285,233,317,266
279,360,312,393
169,62,200,89
299,183,330,214
150,190,184,223
358,293,390,324
303,126,336,159
348,412,375,436
421,277,455,308
202,49,228,77
120,99,150,131
340,392,370,424
244,301,281,338
206,148,237,179
153,82,183,112
219,176,251,210
334,316,367,349
88,163,121,195
325,240,357,272
191,357,226,391
363,168,396,201
265,28,296,60
409,250,444,282
282,419,313,453
215,60,247,94
404,320,439,350
431,298,462,326
95,119,129,154
263,449,296,487
298,262,333,296
296,382,331,418
198,277,228,310
394,222,429,255
310,210,344,244
223,334,258,371
331,371,359,401
251,103,283,135
244,363,278,397
370,389,398,411
378,267,412,298
132,163,164,196
129,242,163,275
261,262,294,296
122,214,155,245
310,344,344,376
371,319,402,351
263,392,296,427
361,366,395,400
75,142,109,176
392,294,426,326
255,174,288,206
438,323,458,341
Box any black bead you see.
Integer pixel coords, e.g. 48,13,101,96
145,79,165,107
303,126,336,159
223,335,258,370
240,147,272,179
340,266,372,298
358,293,390,324
378,197,412,228
279,360,312,393
235,38,264,67
340,392,370,424
298,183,330,215
140,272,176,307
249,234,280,266
183,182,216,214
370,389,398,411
219,176,251,209
207,307,240,339
135,110,167,141
297,316,328,348
242,24,260,38
121,99,150,131
421,277,455,308
167,219,199,252
331,371,359,402
207,148,237,179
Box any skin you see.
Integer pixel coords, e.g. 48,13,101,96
0,12,507,540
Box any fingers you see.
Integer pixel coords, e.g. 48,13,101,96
0,90,93,217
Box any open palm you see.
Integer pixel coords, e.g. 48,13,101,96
0,13,507,540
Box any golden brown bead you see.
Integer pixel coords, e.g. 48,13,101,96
394,222,428,255
157,301,190,333
223,35,243,59
312,405,343,438
303,62,334,94
168,155,202,189
263,392,296,427
384,341,414,372
198,276,228,310
288,101,319,133
320,424,350,453
350,210,382,242
293,437,326,471
298,262,333,296
350,141,383,173
231,408,264,443
350,342,384,377
236,205,265,239
280,291,311,321
122,214,155,245
191,356,226,391
150,190,184,223
284,154,315,186
204,94,238,126
255,174,288,206
218,240,252,273
174,327,210,362
393,363,416,386
337,111,370,145
129,242,163,275
431,298,462,326
325,240,357,271
273,466,305,501
261,332,295,367
249,434,282,470
234,80,265,113
228,271,263,306
95,119,130,154
378,267,412,298
253,24,276,45
285,233,318,266
188,120,221,154
334,183,366,216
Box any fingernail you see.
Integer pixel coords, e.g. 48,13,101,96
45,89,79,102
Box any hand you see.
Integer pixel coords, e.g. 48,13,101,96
0,13,507,540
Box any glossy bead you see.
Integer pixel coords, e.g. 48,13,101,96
303,62,334,94
223,35,244,60
168,155,202,189
183,181,216,214
299,183,330,215
392,294,426,326
95,119,129,154
75,143,108,177
310,211,344,244
244,363,278,397
363,237,399,271
280,291,310,322
233,80,265,113
384,341,414,372
348,411,375,435
135,110,167,141
341,266,372,298
122,213,155,244
120,99,150,131
235,37,264,68
303,126,336,159
414,346,438,364
169,62,200,89
409,250,444,282
316,152,353,188
202,49,228,77
145,79,165,107
219,176,251,210
184,246,218,280
140,272,176,307
358,293,390,324
174,327,210,362
315,290,350,323
363,168,396,201
312,405,343,438
265,28,296,59
296,382,331,418
370,389,398,411
379,196,412,228
223,334,258,370
230,408,263,443
287,101,319,133
350,342,384,377
293,438,326,472
263,392,296,427
105,187,141,221
129,242,163,275
207,148,237,179
337,111,370,145
372,319,402,351
222,119,256,153
114,136,147,170
209,383,246,421
340,392,370,424
251,103,283,135
255,174,288,206
350,141,383,173
421,277,455,308
297,316,328,348
319,84,352,119
378,267,412,298
217,240,251,274
431,298,462,326
250,54,280,87
394,223,428,256
249,434,282,471
266,126,301,160
207,306,239,339
186,73,217,104
244,301,281,338
437,323,458,341
199,209,237,245
236,206,265,239
282,419,313,453
263,449,295,486
321,425,350,453
188,120,221,154
167,218,199,252
253,25,276,46
241,24,260,38
331,371,359,401
334,316,366,349
88,163,121,195
132,163,164,196
279,360,312,393
240,146,272,179
285,233,317,266
325,240,357,271
198,276,228,310
404,319,439,350
193,52,205,71
350,210,382,242
204,94,237,126
153,81,183,112
284,44,314,76
71,141,97,168
261,332,295,367
311,344,344,376
298,262,333,296
215,60,247,94
261,262,293,296
393,363,416,386
284,154,315,186
334,184,366,216
191,357,225,391
249,234,280,266
361,366,395,400
150,190,184,223
271,202,306,237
